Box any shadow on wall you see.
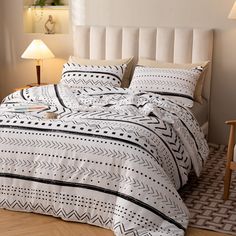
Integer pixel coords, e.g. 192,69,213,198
2,19,18,67
209,29,236,144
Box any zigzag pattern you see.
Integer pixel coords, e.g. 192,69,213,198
0,198,184,235
63,78,119,87
113,222,182,236
113,222,139,235
0,199,112,227
61,63,126,88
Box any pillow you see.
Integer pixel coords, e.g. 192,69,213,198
129,66,203,107
60,62,127,89
137,58,209,103
69,56,134,88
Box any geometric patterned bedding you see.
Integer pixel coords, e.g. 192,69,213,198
0,84,209,236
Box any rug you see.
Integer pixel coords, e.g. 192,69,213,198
179,143,236,235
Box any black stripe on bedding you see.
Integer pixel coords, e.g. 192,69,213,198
20,90,27,101
146,91,194,101
0,119,183,187
53,84,68,108
62,70,122,82
0,172,186,231
0,123,156,165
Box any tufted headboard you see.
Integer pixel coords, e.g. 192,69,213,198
73,26,213,102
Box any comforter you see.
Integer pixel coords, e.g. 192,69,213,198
0,84,208,236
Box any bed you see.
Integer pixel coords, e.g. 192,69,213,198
0,26,213,236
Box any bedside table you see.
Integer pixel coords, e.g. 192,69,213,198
14,83,48,92
14,86,30,92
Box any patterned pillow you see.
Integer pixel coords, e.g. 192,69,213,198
137,58,209,104
68,56,134,88
129,66,203,107
60,63,127,89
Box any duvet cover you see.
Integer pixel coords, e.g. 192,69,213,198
0,84,208,236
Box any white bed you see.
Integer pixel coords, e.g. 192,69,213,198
0,26,213,236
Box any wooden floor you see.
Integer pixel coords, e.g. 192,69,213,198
0,209,230,236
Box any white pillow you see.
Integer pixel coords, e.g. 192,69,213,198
137,58,209,104
129,66,203,107
60,62,127,89
68,56,134,88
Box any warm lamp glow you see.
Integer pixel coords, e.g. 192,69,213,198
21,39,54,60
229,1,236,19
21,39,55,85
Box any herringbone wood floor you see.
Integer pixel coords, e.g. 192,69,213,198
0,209,230,236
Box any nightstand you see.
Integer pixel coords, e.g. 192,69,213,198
14,83,48,92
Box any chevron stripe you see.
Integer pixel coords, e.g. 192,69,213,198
113,222,138,235
63,78,120,87
0,124,157,163
83,116,184,186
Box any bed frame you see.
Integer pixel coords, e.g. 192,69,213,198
73,26,213,135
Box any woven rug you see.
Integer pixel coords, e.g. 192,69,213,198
179,144,236,235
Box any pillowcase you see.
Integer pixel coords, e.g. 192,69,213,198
69,56,134,88
137,58,209,104
129,66,203,107
60,62,127,89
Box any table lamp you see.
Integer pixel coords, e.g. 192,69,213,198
229,1,236,19
21,39,55,86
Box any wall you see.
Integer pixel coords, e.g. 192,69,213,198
0,3,5,98
0,0,236,145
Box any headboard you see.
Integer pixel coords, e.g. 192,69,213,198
73,26,213,102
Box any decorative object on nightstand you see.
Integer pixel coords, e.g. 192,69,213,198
224,120,236,200
21,39,55,86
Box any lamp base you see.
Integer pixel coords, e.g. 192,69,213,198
27,83,48,87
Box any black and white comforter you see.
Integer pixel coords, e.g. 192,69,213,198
0,84,209,236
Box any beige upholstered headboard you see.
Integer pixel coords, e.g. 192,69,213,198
73,26,213,101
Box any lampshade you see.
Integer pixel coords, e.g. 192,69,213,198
229,1,236,19
21,39,55,60
21,39,55,86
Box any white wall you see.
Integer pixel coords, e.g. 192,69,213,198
1,0,236,145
